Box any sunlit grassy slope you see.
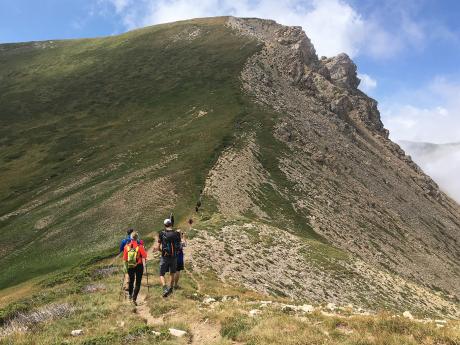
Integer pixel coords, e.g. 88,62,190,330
0,17,268,288
1,259,458,345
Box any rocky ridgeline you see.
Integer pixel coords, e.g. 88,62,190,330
227,16,386,136
210,17,460,309
228,16,450,201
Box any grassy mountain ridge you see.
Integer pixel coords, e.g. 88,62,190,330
1,17,460,344
0,17,267,288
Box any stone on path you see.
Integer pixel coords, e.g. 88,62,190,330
169,328,187,337
71,330,84,336
403,311,414,320
203,297,216,304
300,304,315,313
249,309,262,317
326,303,337,311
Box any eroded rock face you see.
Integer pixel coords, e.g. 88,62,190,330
222,16,460,307
322,53,360,89
227,17,319,85
204,134,270,219
188,223,459,317
227,17,386,138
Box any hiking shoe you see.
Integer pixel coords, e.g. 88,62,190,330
162,286,169,298
128,295,133,300
132,300,137,306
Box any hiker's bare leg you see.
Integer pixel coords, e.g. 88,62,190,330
174,271,180,286
169,273,175,288
160,275,166,287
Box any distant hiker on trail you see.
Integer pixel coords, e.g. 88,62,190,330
156,218,181,298
122,231,147,305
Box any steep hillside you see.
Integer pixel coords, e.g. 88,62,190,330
0,15,459,335
201,18,460,315
0,17,263,288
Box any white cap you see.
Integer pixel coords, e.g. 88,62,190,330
164,218,172,226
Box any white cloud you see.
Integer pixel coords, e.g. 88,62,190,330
381,77,460,144
398,141,460,203
101,0,410,59
358,73,377,93
381,76,460,203
112,0,130,13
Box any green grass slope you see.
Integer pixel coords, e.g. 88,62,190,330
1,17,460,343
1,257,458,344
0,17,265,288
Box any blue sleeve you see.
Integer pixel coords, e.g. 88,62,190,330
119,239,127,253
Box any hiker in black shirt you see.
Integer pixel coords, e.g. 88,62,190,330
155,218,181,297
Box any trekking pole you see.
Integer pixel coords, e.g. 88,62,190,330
119,267,125,301
170,212,175,227
145,262,150,293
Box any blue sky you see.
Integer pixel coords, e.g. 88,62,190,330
1,0,459,144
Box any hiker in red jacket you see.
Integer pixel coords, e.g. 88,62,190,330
122,231,147,305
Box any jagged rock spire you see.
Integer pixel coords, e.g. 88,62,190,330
321,53,360,89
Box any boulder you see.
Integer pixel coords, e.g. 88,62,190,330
300,304,315,313
71,330,84,336
326,303,337,311
203,297,216,304
169,328,187,337
249,309,262,317
403,311,414,320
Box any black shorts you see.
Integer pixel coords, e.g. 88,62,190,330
160,256,177,276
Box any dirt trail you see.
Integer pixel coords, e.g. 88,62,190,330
134,245,162,325
189,320,221,345
130,243,224,344
134,294,163,326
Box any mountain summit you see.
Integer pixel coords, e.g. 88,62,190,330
0,15,459,329
201,17,460,316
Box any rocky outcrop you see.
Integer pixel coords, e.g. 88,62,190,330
189,223,459,317
321,53,360,89
225,16,460,305
227,17,386,137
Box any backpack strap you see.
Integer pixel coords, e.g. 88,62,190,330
160,231,168,256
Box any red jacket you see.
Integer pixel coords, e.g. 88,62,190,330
123,240,147,264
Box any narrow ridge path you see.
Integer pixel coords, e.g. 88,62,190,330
129,242,225,344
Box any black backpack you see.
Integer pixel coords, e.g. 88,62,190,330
160,230,181,257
